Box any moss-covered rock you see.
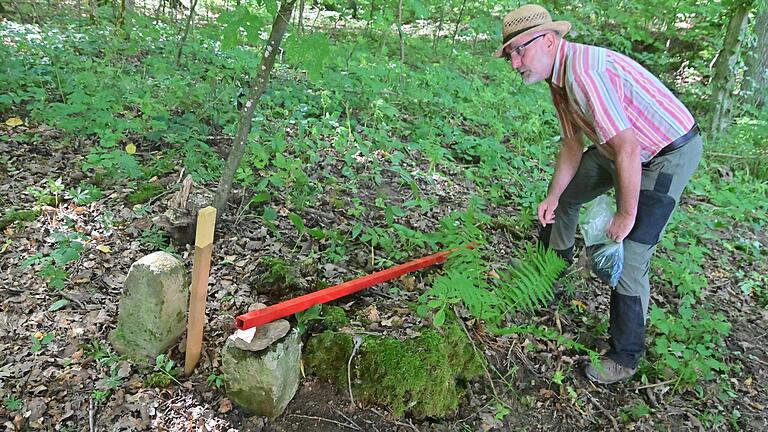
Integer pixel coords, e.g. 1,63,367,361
127,183,164,205
320,305,350,330
304,318,484,418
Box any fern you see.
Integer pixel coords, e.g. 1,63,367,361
497,243,567,315
419,242,566,327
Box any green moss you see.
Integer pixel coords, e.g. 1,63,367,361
127,183,164,205
145,372,172,388
0,209,41,229
321,305,350,330
304,318,484,418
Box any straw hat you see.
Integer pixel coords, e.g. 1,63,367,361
493,4,571,58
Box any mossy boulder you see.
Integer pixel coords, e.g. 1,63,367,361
221,329,302,419
109,252,188,360
304,319,484,418
320,305,350,330
128,183,164,205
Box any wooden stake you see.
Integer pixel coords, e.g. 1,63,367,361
184,206,216,376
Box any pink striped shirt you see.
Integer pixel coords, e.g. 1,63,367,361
548,39,695,162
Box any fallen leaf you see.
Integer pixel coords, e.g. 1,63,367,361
5,117,23,127
96,245,112,253
571,300,586,311
745,377,753,386
218,398,233,414
48,299,69,312
365,304,380,322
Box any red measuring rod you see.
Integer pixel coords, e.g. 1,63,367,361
235,245,471,330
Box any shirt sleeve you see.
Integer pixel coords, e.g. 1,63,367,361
571,70,632,144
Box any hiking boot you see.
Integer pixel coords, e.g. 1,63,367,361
584,357,636,384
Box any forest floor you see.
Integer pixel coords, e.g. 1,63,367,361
1,120,767,432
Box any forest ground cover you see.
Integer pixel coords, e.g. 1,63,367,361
1,3,767,431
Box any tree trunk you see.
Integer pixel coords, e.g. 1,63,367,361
298,0,304,34
212,0,297,219
432,3,445,50
176,0,198,66
708,0,751,139
743,6,768,108
450,0,467,56
89,0,98,23
116,0,126,30
397,0,404,80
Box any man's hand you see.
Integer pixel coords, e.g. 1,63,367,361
537,195,559,226
606,212,635,242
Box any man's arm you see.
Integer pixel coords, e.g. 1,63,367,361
603,128,641,242
538,133,584,226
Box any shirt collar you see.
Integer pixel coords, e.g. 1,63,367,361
550,38,568,88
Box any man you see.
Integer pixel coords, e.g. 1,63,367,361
494,4,703,384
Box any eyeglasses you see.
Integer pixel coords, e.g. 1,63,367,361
503,34,546,61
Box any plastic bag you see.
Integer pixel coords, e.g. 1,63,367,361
580,195,624,287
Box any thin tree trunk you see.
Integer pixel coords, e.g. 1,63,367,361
116,0,126,28
432,3,445,50
743,6,768,108
397,0,404,65
450,0,467,56
88,0,98,23
298,0,305,34
176,0,198,66
365,0,375,37
708,0,751,139
212,0,298,219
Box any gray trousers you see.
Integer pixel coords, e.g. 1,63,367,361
543,135,703,368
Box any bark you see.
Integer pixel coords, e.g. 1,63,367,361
708,0,751,139
175,0,198,66
743,6,768,107
212,0,297,219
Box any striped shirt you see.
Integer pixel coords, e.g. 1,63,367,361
548,39,695,162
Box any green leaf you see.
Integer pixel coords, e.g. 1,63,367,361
48,299,69,312
262,207,278,222
433,308,446,327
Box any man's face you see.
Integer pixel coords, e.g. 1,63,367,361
504,32,553,85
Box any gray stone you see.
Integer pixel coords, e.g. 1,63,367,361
221,329,302,419
109,252,188,360
229,319,291,352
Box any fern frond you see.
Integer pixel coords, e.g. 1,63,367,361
498,243,567,315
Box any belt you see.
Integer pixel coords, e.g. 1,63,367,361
654,124,699,158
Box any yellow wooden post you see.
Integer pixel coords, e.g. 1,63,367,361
184,206,216,376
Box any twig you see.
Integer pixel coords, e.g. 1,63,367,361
453,307,498,398
89,397,95,432
394,420,420,432
746,354,768,367
288,414,360,430
583,390,618,431
333,408,363,431
708,152,763,159
348,336,363,406
631,379,674,391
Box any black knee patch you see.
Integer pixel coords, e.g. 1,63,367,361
627,173,676,245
